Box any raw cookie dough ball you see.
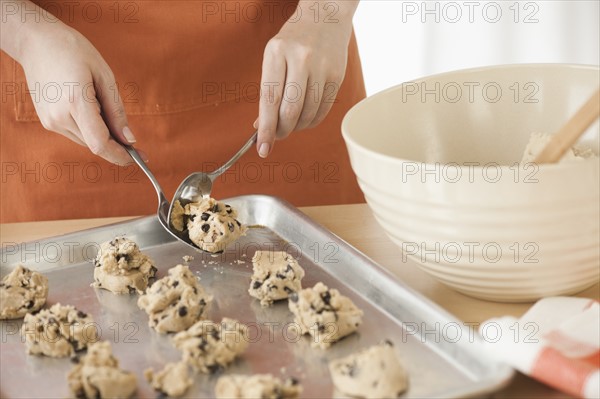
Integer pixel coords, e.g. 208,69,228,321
521,132,597,163
144,361,193,398
137,264,212,334
248,250,305,307
329,341,408,399
92,237,157,294
173,318,249,373
21,303,98,357
288,282,363,349
171,198,246,253
215,374,302,399
68,341,137,399
0,265,48,319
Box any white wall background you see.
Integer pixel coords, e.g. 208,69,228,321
353,1,600,95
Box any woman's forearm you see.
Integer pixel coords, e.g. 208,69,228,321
0,0,62,62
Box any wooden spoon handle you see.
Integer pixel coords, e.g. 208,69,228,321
534,88,600,164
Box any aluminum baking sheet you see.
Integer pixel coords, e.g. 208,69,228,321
0,195,513,398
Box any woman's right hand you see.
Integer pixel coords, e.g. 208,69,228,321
3,1,135,165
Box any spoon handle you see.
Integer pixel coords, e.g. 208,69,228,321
210,131,258,178
124,145,169,210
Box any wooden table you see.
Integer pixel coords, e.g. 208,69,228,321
2,204,597,398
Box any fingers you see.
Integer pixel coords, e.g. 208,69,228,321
257,41,286,158
307,81,339,129
54,129,86,147
255,73,339,149
52,116,86,146
71,88,132,166
257,35,346,158
294,75,324,132
94,70,136,145
277,66,308,140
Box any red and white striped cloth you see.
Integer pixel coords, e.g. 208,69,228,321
480,297,599,398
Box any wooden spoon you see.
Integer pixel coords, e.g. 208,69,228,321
534,88,600,164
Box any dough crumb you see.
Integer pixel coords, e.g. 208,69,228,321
92,237,157,295
329,341,408,399
182,255,194,263
173,318,248,373
215,374,301,399
521,132,597,164
68,341,137,399
249,250,305,307
22,303,98,357
0,265,48,320
144,361,193,398
288,282,363,349
137,264,212,334
170,198,246,253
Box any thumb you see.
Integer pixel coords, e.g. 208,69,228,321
95,73,136,145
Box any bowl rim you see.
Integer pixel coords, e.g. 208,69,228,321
342,63,600,172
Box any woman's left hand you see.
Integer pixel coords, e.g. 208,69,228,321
256,0,359,158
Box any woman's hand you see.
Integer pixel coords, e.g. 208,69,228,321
2,1,136,165
256,0,359,158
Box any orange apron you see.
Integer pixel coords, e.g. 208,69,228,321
0,0,366,222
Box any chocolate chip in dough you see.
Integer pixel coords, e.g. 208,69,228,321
207,363,221,374
321,291,332,306
283,286,294,294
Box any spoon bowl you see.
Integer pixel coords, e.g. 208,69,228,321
167,131,258,227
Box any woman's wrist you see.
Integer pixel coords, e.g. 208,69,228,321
290,0,358,43
296,0,359,26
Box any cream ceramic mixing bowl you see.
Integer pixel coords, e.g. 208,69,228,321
342,64,599,302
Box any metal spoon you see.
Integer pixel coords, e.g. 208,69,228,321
123,146,199,250
167,131,258,226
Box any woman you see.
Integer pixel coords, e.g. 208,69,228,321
0,0,365,222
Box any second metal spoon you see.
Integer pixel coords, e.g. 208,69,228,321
167,131,258,225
